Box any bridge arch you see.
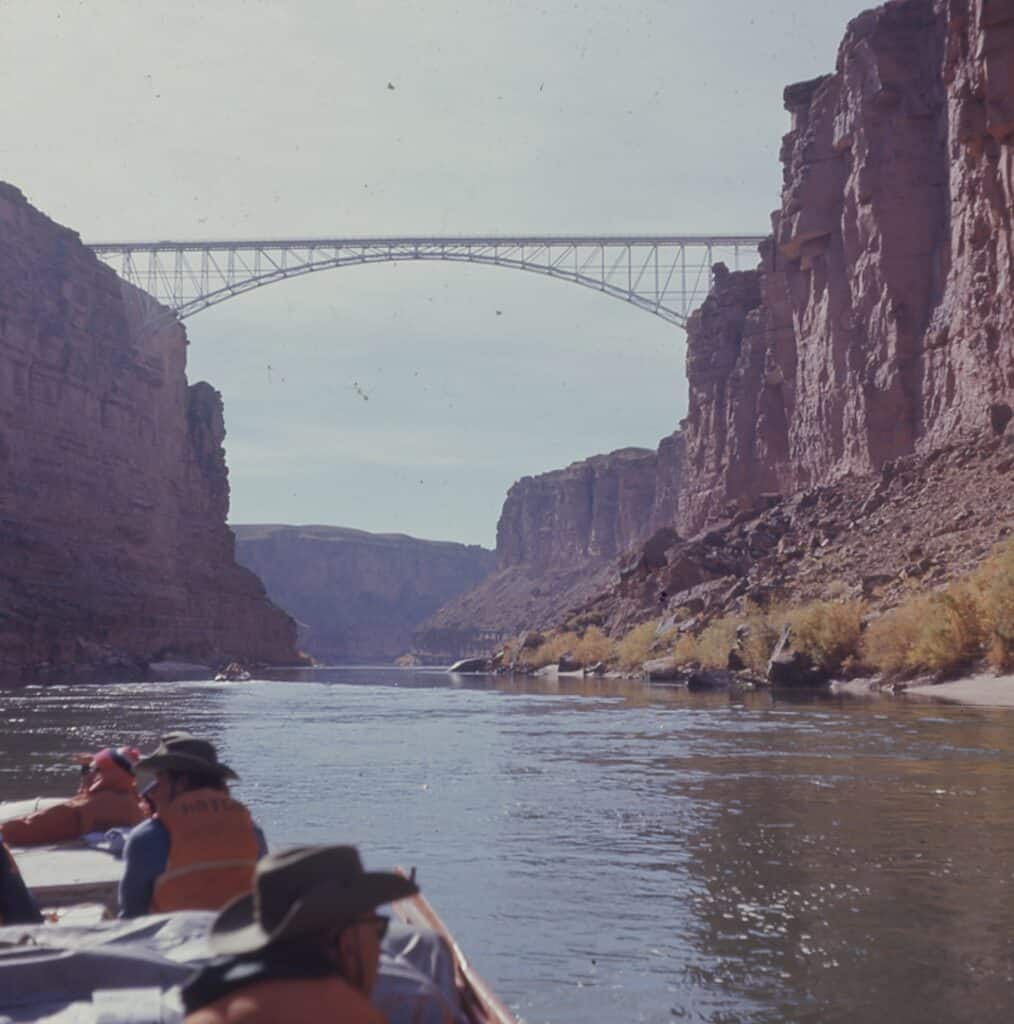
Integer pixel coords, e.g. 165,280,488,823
87,234,764,332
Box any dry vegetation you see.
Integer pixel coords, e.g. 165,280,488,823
508,539,1014,682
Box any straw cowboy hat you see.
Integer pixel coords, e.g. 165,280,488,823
207,845,419,956
135,732,238,780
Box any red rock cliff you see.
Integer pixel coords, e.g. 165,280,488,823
496,446,669,569
0,183,297,679
414,438,684,655
679,0,1014,532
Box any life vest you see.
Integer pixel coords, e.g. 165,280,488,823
184,976,387,1024
150,788,259,914
1,788,142,847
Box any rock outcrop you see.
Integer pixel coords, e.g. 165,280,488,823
414,440,683,653
679,0,1014,533
233,524,495,664
495,445,679,569
0,183,297,681
581,425,1014,638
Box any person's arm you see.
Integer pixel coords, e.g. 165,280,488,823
118,819,169,918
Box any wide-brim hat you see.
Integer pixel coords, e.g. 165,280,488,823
135,732,237,780
208,845,418,957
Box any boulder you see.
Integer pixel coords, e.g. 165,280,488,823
766,626,830,688
641,657,687,683
687,668,740,690
448,657,490,674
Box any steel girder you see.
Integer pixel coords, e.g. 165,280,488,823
86,234,766,330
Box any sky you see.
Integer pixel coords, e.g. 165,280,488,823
0,1,859,547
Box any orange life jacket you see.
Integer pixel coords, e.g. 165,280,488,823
184,976,387,1024
1,788,142,847
150,788,259,914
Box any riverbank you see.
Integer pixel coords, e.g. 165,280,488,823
902,673,1014,709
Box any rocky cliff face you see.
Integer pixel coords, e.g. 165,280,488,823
0,183,297,680
414,440,683,654
679,0,1014,533
496,445,678,569
233,524,495,664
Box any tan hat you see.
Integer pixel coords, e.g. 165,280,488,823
135,732,237,780
207,845,418,956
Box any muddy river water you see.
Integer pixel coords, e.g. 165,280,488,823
1,669,1012,1023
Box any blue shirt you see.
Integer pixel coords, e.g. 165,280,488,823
118,817,268,918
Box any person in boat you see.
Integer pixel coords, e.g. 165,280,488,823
138,778,158,820
0,746,143,847
0,839,42,925
119,731,267,918
181,845,418,1024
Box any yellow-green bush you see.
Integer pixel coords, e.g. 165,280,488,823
671,599,865,675
862,602,923,675
974,539,1014,671
692,616,741,669
739,603,786,673
615,619,661,669
788,599,866,672
527,631,578,668
671,632,699,665
572,626,615,666
526,628,616,668
863,584,983,677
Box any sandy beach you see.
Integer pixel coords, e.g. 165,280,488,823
903,673,1014,708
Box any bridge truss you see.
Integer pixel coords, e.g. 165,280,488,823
87,234,765,330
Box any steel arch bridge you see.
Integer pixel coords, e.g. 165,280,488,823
86,234,764,331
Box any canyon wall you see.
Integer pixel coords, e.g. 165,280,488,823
233,524,495,663
414,439,683,655
0,183,297,680
679,0,1014,533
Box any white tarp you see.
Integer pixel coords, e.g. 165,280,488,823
0,913,466,1024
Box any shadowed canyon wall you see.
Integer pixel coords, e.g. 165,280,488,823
0,183,297,679
233,524,496,663
679,0,1014,533
414,440,683,656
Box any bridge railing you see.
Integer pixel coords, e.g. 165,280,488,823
87,234,767,330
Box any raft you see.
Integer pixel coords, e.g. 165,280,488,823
0,800,518,1024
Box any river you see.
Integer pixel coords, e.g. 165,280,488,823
1,669,1012,1023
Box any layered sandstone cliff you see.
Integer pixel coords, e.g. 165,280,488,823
414,440,683,654
233,524,495,663
0,183,297,680
679,0,1014,533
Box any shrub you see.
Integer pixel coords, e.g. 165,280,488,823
671,632,699,665
527,631,578,668
864,585,983,677
615,619,661,669
863,602,923,676
572,626,615,666
693,616,741,669
974,539,1014,671
787,599,866,673
910,584,984,676
738,603,785,673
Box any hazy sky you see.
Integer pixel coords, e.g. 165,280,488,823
1,1,859,547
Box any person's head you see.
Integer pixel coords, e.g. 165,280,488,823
207,845,418,995
82,747,140,793
135,733,237,802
